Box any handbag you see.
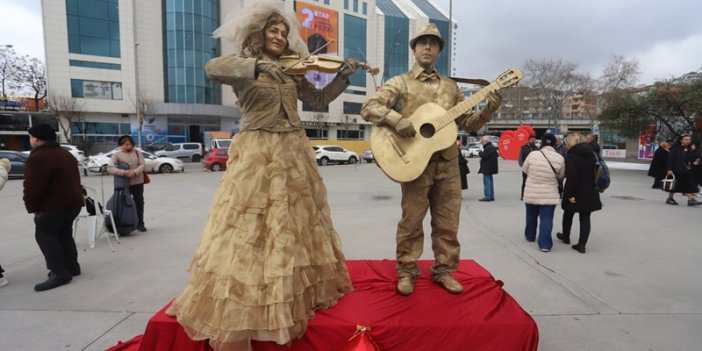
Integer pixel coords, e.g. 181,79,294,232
137,150,151,184
661,174,676,192
540,150,563,197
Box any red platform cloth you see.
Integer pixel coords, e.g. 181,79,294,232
108,260,538,351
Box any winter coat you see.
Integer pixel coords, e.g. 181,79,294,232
478,143,498,175
518,143,538,167
667,144,695,175
561,143,602,213
647,147,669,179
0,158,9,191
107,149,146,186
521,146,565,205
23,143,84,213
458,154,469,189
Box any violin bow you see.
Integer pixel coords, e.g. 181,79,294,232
282,39,336,73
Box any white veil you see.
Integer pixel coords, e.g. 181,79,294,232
213,0,309,56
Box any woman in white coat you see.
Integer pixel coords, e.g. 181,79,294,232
521,134,565,252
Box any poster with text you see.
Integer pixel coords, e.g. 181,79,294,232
296,2,339,89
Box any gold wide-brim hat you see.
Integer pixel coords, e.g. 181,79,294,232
409,23,445,50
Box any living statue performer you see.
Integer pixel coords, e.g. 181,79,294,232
167,2,359,350
361,23,502,296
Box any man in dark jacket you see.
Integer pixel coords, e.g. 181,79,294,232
518,135,538,200
23,124,84,291
478,136,499,201
665,135,701,206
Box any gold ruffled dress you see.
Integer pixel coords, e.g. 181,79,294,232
167,55,352,351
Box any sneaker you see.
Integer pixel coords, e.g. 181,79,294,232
688,199,702,207
0,276,8,288
540,248,550,252
556,232,571,244
666,198,678,205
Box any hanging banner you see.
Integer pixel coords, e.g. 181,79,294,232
296,1,339,89
130,115,168,145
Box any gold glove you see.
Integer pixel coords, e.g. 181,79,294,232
385,111,416,138
339,58,361,79
256,60,287,83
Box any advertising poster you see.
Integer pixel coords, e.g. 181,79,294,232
130,115,168,144
638,124,657,160
296,2,339,89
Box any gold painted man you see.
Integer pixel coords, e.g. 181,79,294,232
361,24,501,295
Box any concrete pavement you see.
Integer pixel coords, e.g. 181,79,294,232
0,159,700,350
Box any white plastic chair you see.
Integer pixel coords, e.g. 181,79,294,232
73,185,120,251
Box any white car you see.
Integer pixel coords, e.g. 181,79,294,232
61,144,86,163
461,143,481,158
86,148,184,174
313,145,358,166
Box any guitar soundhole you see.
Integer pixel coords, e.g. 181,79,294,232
419,124,435,138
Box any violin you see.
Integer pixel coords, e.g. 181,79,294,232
280,54,380,76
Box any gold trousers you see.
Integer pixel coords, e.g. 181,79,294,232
396,157,461,278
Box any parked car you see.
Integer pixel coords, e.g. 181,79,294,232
0,150,28,179
362,149,374,163
154,142,203,162
86,148,184,174
202,147,229,172
461,142,481,158
61,144,86,163
313,145,358,166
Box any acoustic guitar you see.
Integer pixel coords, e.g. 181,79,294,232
370,67,523,182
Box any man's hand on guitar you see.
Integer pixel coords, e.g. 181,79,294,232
395,119,416,138
486,92,502,112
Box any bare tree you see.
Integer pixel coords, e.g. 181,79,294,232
0,46,20,100
15,56,47,110
523,58,594,129
311,112,328,139
46,95,85,143
598,54,640,92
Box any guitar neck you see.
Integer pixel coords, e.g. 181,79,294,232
434,82,501,130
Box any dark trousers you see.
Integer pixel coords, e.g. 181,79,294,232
130,184,145,224
34,209,81,278
521,173,527,199
562,210,591,247
0,264,4,277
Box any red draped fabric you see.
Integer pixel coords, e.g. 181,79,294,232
108,260,538,351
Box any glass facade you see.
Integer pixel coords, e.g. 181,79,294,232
343,14,367,87
343,102,362,115
377,0,409,82
163,0,220,104
69,60,121,70
66,0,120,58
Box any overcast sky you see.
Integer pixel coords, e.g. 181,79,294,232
2,0,701,85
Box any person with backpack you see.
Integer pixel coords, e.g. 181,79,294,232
555,133,602,254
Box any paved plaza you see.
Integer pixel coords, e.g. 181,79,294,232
1,159,700,350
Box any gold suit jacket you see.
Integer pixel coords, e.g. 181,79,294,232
205,55,349,132
361,63,494,160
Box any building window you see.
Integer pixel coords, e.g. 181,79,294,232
343,14,367,87
163,0,220,104
69,60,121,70
303,102,329,113
71,79,123,100
305,128,328,139
324,0,330,4
353,0,358,12
337,129,364,140
362,2,367,15
343,102,362,115
66,0,120,58
383,16,409,82
344,0,349,10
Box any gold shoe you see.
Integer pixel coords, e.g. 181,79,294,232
434,274,464,294
396,276,415,296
